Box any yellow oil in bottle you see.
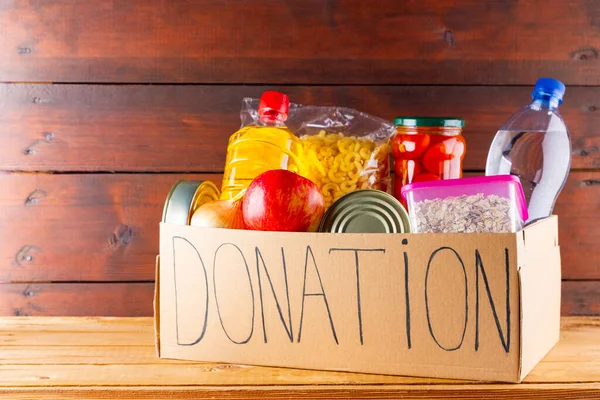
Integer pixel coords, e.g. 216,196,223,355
220,91,318,200
220,125,313,200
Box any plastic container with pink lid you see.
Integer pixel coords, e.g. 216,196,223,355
400,175,529,233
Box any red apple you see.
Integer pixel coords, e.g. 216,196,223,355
243,170,325,232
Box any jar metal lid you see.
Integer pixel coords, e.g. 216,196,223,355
394,117,465,128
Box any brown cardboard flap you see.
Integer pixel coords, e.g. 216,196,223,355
518,216,561,380
154,255,161,357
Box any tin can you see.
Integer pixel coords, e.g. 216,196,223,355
319,189,411,233
162,180,220,225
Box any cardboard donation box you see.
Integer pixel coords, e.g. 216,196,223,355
155,216,561,382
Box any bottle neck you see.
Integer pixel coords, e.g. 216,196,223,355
531,95,560,111
259,110,287,126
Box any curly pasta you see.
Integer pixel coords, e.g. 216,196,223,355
301,130,391,208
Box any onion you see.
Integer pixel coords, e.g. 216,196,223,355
190,198,245,229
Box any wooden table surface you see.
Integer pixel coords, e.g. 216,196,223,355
0,317,598,399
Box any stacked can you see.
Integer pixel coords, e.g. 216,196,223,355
162,181,220,225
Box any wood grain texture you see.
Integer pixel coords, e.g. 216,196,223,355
0,281,595,317
0,283,154,317
0,317,597,399
1,0,599,84
0,172,597,282
553,173,600,280
0,365,454,386
0,84,598,172
561,281,600,316
0,316,155,346
1,385,600,400
0,173,215,282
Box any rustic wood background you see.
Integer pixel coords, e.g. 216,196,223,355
0,0,598,316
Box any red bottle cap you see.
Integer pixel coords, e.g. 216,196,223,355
258,91,290,120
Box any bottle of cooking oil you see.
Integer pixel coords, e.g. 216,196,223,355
220,91,315,200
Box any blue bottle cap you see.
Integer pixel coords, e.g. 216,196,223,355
532,78,566,103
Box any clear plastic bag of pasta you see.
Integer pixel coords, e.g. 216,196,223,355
239,99,394,208
285,106,394,208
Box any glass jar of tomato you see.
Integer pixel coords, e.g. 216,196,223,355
391,117,466,200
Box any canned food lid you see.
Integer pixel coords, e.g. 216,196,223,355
163,180,207,225
394,117,465,128
319,189,411,233
190,181,220,215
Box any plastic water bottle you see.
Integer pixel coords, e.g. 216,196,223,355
485,78,571,222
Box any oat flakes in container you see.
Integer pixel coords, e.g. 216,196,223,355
400,175,528,233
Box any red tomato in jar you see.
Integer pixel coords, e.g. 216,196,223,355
422,136,466,175
394,159,423,176
391,134,430,160
412,172,441,183
452,136,466,158
427,133,452,146
422,144,453,175
394,160,423,185
405,160,423,184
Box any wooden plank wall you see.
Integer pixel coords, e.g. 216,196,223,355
0,0,598,316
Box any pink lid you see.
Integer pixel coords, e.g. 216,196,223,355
400,175,529,221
